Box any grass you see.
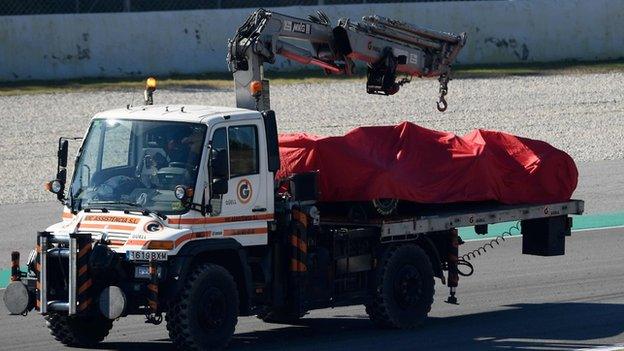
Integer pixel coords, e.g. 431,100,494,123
454,59,624,78
1,60,624,96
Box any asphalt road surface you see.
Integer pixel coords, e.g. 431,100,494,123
1,227,623,351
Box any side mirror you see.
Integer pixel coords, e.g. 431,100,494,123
262,110,281,173
50,138,69,201
58,140,69,168
212,178,228,196
51,136,81,204
210,149,229,180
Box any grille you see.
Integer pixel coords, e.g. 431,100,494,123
83,231,131,246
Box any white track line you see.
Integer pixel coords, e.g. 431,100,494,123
577,345,624,351
464,224,624,243
573,224,624,232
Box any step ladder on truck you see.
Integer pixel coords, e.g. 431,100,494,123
3,8,583,350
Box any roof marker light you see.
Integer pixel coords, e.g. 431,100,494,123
146,77,157,90
144,77,157,105
249,80,262,97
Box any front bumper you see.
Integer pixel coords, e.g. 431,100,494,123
4,231,171,318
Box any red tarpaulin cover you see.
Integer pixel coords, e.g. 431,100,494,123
277,122,578,205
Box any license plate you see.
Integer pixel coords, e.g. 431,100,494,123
126,250,168,261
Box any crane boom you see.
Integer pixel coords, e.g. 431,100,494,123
228,8,466,112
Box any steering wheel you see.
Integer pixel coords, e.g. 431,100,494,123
92,182,114,200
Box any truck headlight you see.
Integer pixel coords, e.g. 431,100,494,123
174,185,187,200
45,179,63,194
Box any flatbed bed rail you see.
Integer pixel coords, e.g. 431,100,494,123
321,200,584,241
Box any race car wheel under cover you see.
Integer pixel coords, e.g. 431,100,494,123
372,198,398,216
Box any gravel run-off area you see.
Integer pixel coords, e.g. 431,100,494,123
0,72,622,204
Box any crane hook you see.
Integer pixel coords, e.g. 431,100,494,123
437,73,450,112
436,96,448,112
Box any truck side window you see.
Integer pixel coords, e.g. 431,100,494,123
228,125,259,177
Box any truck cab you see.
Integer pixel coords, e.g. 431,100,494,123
14,104,286,349
55,104,277,253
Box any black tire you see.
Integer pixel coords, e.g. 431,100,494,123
45,313,113,347
257,307,305,324
167,263,239,350
365,244,435,329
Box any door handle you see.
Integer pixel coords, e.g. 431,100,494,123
252,207,267,212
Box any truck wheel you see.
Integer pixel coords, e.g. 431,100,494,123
365,245,434,329
167,263,239,351
45,313,113,347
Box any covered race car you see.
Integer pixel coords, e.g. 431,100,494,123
276,122,578,211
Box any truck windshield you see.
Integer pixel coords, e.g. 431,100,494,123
70,119,206,215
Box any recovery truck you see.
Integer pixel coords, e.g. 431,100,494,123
3,9,584,350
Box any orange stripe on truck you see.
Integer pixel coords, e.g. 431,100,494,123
77,245,91,259
290,259,307,272
172,228,266,248
78,298,92,311
174,231,212,248
78,265,88,276
77,223,136,232
292,209,308,227
223,227,268,236
84,215,140,224
78,279,92,294
125,239,148,246
169,213,274,225
291,236,307,253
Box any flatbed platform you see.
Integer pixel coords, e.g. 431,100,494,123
321,200,584,241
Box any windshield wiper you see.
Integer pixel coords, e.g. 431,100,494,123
88,201,167,220
83,206,109,213
123,208,167,221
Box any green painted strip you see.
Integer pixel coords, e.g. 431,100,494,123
570,212,624,230
0,266,26,290
459,222,520,241
0,268,10,289
1,212,623,289
460,212,624,240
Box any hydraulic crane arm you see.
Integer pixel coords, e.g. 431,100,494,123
228,8,466,112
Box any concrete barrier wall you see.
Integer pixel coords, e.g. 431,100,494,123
1,0,622,81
